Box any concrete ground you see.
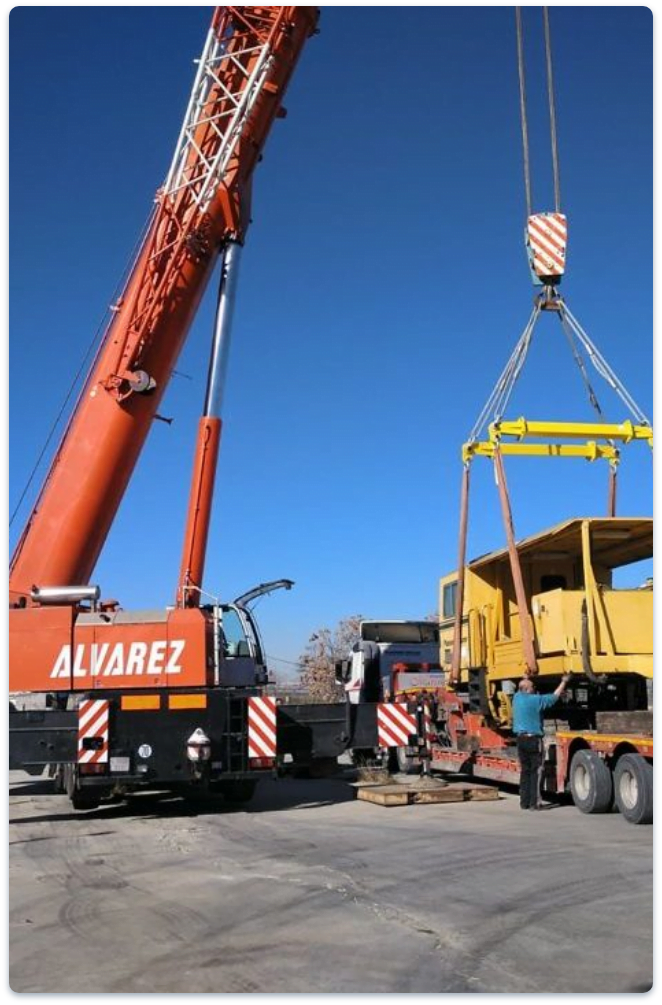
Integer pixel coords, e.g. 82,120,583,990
9,770,653,994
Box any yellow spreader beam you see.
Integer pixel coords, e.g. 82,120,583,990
489,418,653,446
462,441,619,463
462,417,653,464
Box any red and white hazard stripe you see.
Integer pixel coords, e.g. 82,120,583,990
527,212,567,278
420,702,436,753
247,696,277,760
77,699,109,764
377,702,418,748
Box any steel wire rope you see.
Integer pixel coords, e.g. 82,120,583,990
562,304,651,425
518,9,534,218
543,7,562,212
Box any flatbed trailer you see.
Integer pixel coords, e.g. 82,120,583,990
424,698,653,824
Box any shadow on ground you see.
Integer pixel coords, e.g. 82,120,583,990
9,774,357,825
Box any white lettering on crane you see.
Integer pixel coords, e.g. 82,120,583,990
166,640,185,675
125,642,148,676
146,640,167,675
50,646,71,680
90,643,110,676
103,643,125,677
73,644,87,678
49,641,186,679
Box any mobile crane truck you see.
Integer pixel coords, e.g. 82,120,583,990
9,6,324,810
9,9,425,809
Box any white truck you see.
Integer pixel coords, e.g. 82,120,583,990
337,620,444,772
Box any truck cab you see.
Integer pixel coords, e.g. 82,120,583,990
340,620,443,705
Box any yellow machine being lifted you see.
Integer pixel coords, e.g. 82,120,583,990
440,516,652,695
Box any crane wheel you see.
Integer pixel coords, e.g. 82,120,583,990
215,780,258,804
613,754,653,825
569,749,613,814
64,764,100,811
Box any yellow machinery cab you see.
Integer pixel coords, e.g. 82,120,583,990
439,517,653,688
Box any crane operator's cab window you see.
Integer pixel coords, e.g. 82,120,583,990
221,607,250,658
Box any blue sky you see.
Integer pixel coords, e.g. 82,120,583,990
9,7,652,677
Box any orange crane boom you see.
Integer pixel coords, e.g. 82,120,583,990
10,6,318,603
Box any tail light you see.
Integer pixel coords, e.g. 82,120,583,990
79,763,106,775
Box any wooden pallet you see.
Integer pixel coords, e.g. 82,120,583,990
355,780,499,807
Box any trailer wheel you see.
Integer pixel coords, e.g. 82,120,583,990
351,749,380,768
613,754,653,825
569,749,612,814
50,763,66,794
390,747,422,776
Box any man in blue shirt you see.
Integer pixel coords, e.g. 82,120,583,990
512,674,572,810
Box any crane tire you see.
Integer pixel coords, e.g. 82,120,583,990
216,780,257,804
65,764,100,811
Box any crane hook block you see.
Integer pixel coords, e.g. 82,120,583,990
526,212,567,286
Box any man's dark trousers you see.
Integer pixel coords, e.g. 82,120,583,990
517,735,543,808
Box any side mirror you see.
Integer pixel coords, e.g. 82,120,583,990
334,659,350,685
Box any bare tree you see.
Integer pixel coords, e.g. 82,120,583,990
298,614,363,703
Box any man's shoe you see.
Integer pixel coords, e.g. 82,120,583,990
528,805,540,811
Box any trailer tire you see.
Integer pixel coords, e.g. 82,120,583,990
569,749,612,814
50,763,66,794
351,749,379,769
613,754,653,825
391,747,422,776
